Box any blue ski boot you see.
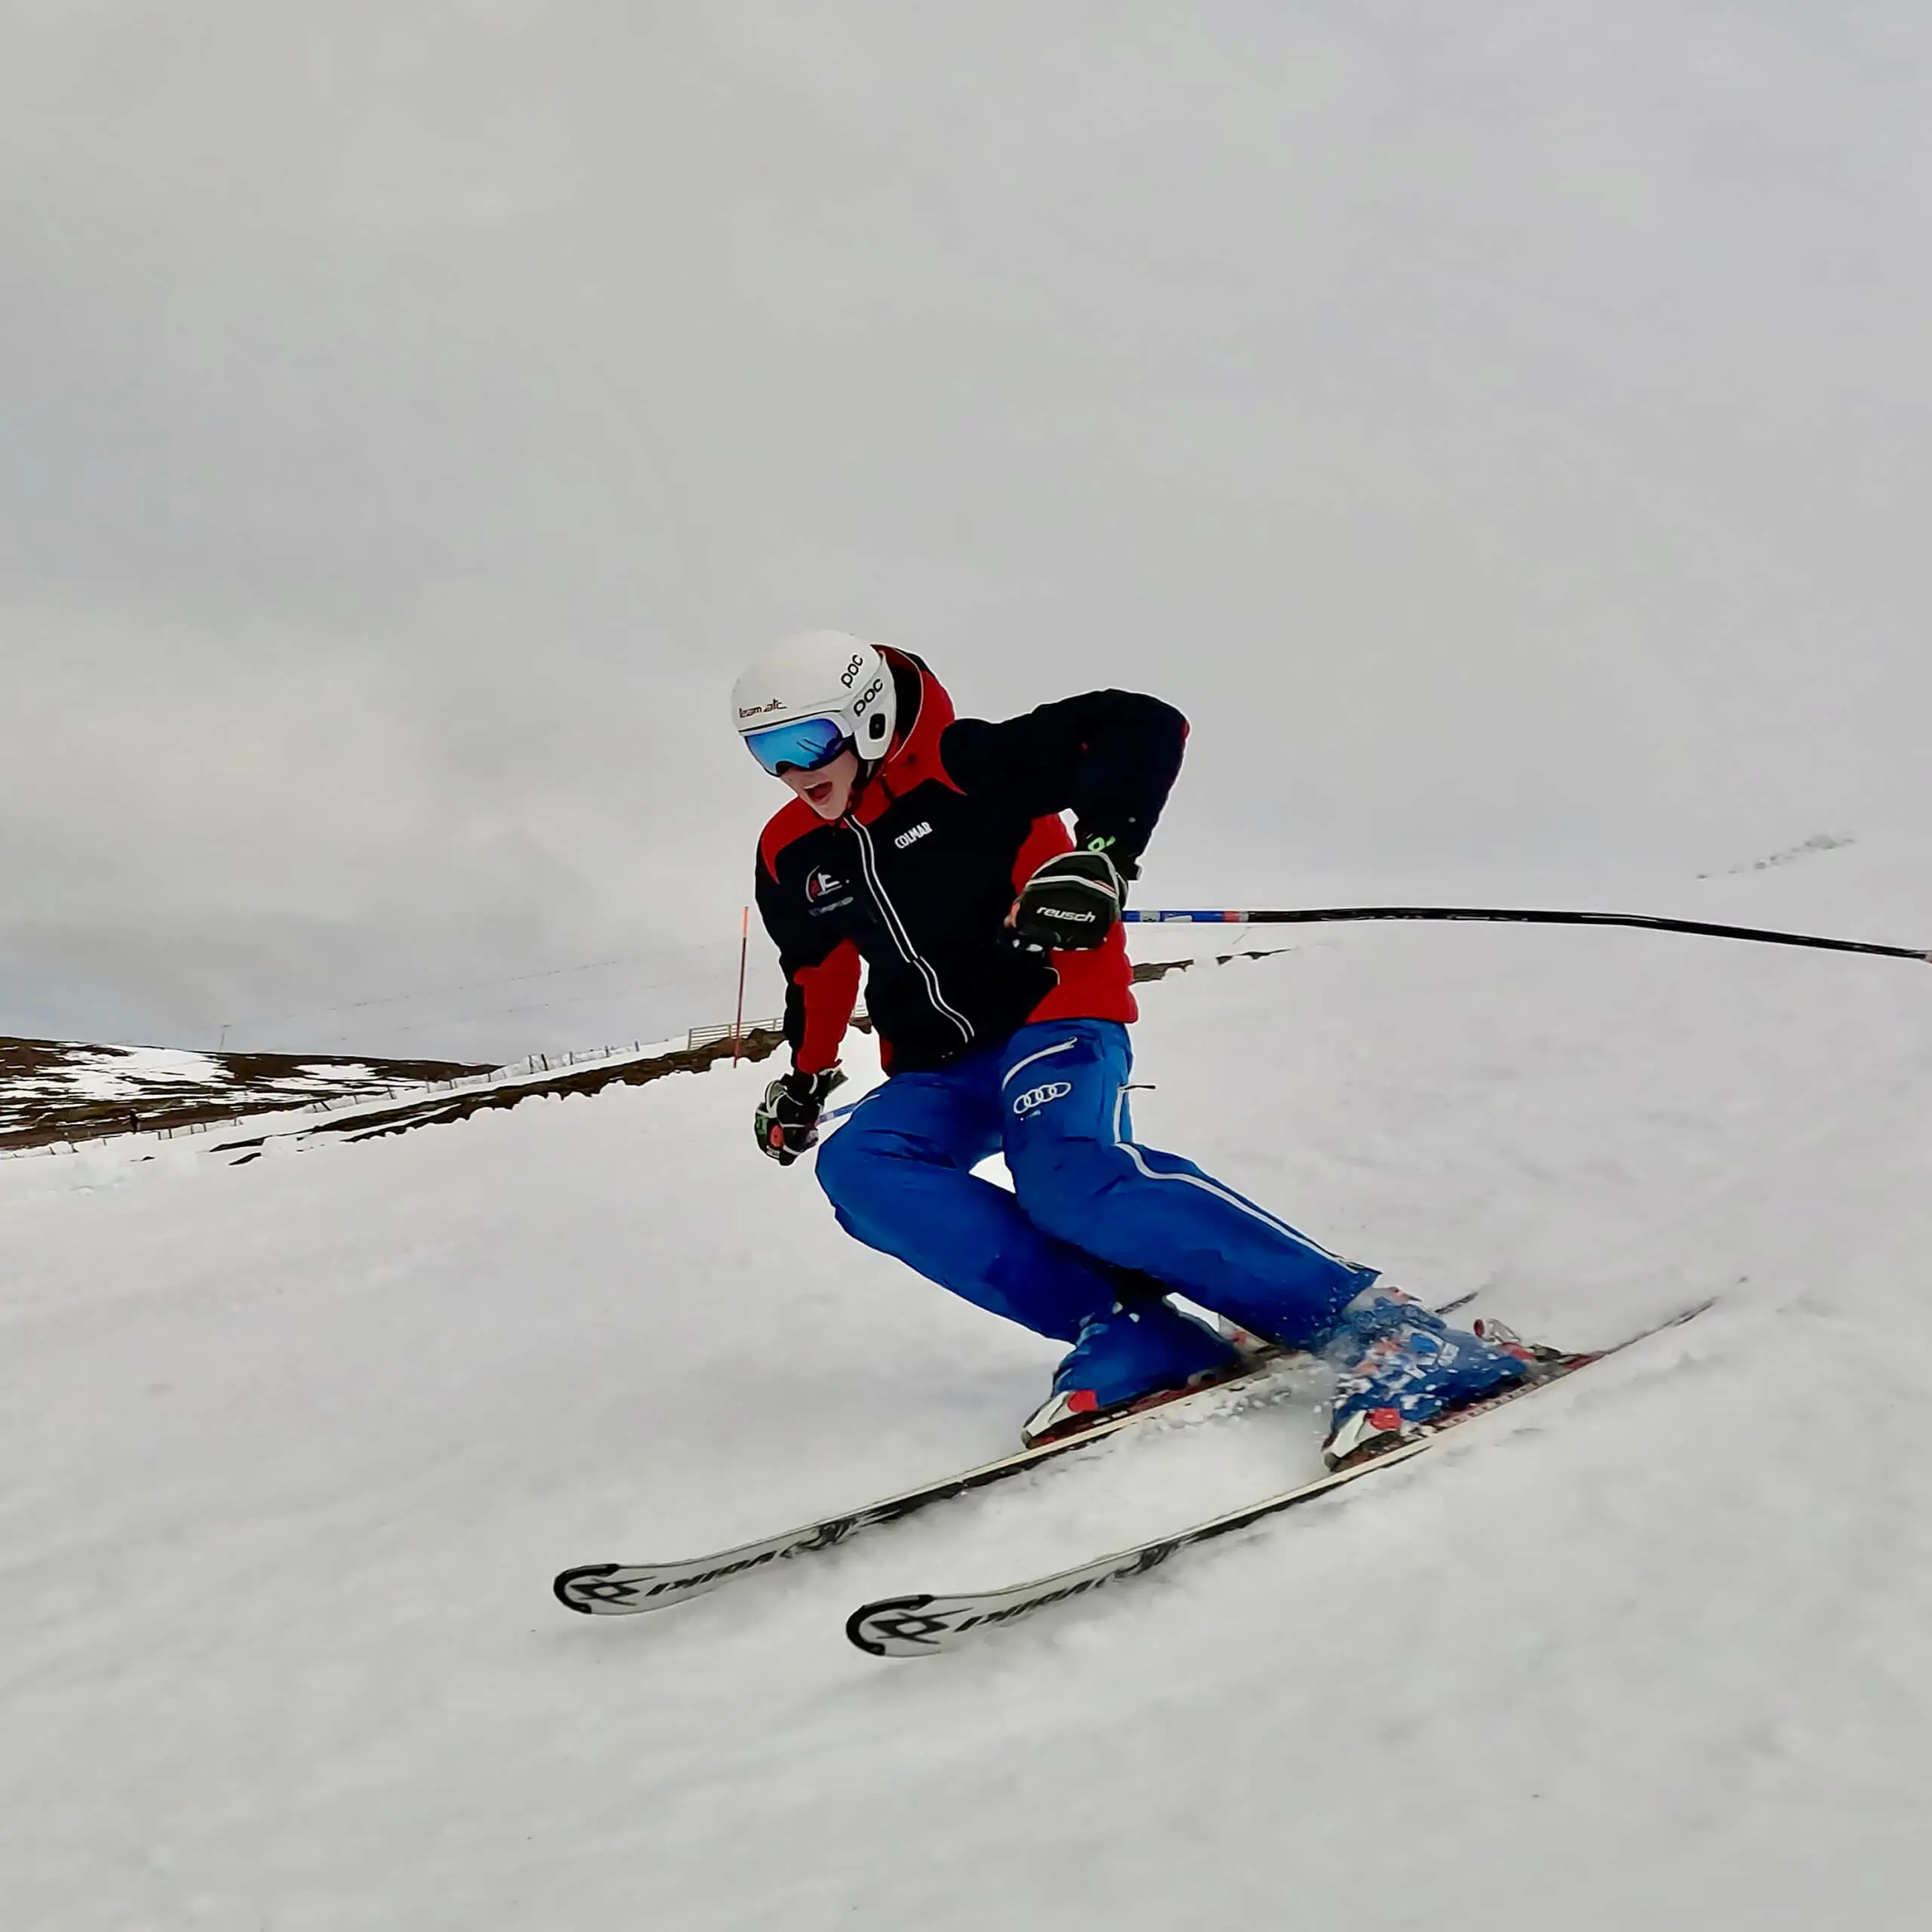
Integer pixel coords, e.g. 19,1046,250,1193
1321,1284,1538,1468
1022,1298,1247,1447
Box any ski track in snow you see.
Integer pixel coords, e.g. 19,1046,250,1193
4,840,1932,1929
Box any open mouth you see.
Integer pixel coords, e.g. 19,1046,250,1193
802,776,839,808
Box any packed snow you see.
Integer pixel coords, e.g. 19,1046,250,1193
59,1046,233,1100
5,836,1931,1929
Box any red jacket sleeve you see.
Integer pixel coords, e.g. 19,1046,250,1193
787,940,860,1074
755,817,861,1075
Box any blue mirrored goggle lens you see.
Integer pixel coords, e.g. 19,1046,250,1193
743,715,851,776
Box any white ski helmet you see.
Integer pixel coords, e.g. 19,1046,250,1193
730,630,900,772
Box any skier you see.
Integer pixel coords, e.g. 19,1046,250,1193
733,632,1534,1465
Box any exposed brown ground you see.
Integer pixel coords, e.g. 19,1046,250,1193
217,1026,795,1156
0,1037,491,1152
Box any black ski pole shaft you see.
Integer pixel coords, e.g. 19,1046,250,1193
1121,906,1932,964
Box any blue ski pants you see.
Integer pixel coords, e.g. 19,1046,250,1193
814,1019,1374,1353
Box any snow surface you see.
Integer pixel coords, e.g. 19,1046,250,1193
5,838,1932,1930
59,1047,233,1100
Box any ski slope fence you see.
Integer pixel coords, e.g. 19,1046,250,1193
0,948,1237,1161
0,1017,791,1161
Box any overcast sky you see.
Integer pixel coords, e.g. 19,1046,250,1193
4,2,1929,1060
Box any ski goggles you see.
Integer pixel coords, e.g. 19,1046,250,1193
742,714,853,777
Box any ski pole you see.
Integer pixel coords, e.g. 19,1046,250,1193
813,906,1925,1134
1121,906,1931,964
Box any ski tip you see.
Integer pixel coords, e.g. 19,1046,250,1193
553,1563,620,1614
845,1593,938,1657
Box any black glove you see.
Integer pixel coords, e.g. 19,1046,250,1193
1007,844,1128,953
754,1066,847,1165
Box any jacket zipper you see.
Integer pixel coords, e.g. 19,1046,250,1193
848,817,974,1048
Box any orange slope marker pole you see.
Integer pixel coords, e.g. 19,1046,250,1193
731,906,750,1064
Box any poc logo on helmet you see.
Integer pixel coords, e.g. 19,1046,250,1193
841,654,866,688
1012,1081,1073,1116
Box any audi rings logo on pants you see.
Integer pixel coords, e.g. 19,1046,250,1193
1012,1080,1073,1115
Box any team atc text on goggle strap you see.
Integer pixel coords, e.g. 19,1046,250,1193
743,715,853,775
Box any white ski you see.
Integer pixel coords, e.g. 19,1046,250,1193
846,1300,1713,1657
552,1292,1477,1619
554,1352,1300,1616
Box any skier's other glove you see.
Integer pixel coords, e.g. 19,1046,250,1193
1007,846,1127,953
755,1066,847,1165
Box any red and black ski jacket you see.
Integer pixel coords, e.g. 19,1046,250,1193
755,651,1187,1076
